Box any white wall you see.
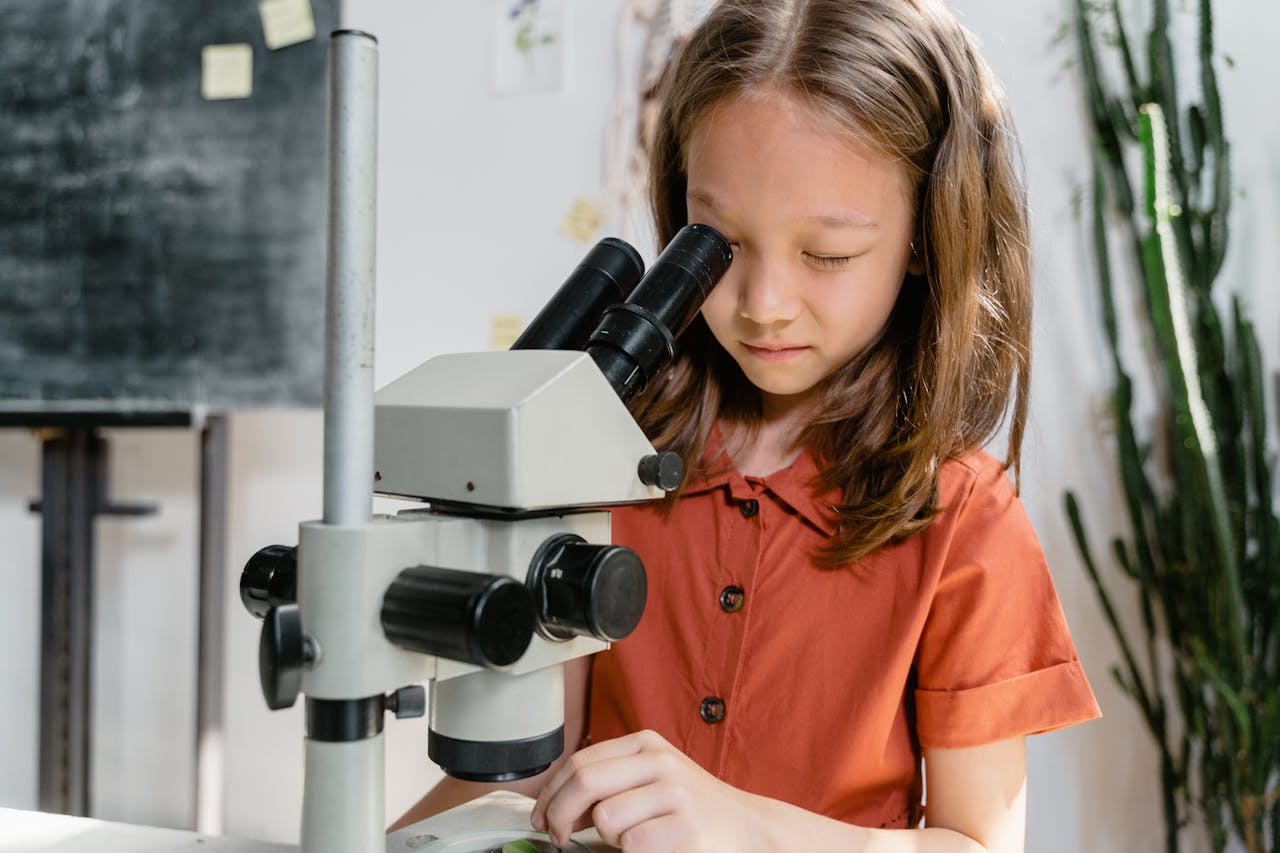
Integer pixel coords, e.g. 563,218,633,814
1,1,1275,850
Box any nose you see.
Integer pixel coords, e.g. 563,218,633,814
734,255,800,326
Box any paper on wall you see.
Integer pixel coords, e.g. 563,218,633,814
492,0,564,97
201,44,253,100
259,0,317,50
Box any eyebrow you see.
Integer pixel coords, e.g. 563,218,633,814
686,188,880,230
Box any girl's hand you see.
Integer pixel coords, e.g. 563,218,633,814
530,729,767,852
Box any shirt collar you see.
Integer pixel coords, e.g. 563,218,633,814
680,423,842,537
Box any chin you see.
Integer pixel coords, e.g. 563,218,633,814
739,370,821,399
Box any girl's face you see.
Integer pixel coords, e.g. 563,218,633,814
686,88,922,419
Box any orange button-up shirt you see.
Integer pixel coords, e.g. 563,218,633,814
587,432,1100,829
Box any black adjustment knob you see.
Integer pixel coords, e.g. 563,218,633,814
381,566,535,670
527,534,647,642
638,452,684,491
259,603,316,711
241,544,298,620
386,685,427,719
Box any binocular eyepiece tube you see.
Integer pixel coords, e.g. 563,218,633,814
513,224,733,403
510,237,646,352
585,224,733,402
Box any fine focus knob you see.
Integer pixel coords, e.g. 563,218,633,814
386,685,427,719
240,544,298,620
259,603,316,711
527,534,647,642
638,452,684,492
381,566,536,670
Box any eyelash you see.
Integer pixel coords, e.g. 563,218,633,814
805,253,852,270
723,243,854,270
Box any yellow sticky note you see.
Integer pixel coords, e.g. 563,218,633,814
201,44,253,100
489,315,525,350
260,0,316,50
559,198,602,243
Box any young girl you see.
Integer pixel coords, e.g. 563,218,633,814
396,0,1100,849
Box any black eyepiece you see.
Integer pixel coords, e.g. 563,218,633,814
511,238,645,351
586,224,732,402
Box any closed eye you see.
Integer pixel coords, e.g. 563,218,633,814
804,253,852,270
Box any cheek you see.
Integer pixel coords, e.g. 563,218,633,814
825,279,904,347
699,274,737,325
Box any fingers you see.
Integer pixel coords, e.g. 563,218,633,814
588,782,682,849
531,731,678,846
539,752,668,844
615,812,697,853
532,731,655,823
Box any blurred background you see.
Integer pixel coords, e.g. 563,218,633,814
0,1,1275,850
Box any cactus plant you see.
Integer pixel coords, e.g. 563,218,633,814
1065,0,1279,851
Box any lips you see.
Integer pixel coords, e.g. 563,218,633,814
743,342,809,361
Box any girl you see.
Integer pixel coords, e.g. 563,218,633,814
395,0,1100,849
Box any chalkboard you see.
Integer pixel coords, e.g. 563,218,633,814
0,0,339,418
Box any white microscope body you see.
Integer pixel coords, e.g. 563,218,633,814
238,28,731,853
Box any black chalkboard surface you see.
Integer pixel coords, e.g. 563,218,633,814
0,0,338,418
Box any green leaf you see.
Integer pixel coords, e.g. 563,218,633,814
1065,492,1154,718
502,840,544,853
1190,639,1251,753
1139,104,1247,668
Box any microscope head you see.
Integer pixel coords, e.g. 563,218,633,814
372,223,733,513
372,348,663,511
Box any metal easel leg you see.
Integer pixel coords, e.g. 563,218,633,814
34,427,99,816
195,414,229,834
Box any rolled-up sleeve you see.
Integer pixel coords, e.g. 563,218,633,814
914,461,1101,749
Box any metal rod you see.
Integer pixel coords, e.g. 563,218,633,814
195,414,229,834
301,737,385,853
303,30,385,853
36,427,97,816
323,29,379,527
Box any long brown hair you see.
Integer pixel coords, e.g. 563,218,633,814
631,0,1033,565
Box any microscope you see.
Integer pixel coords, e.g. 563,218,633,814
236,30,731,853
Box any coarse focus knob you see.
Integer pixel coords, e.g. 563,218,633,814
240,544,298,620
638,452,684,492
381,566,535,670
527,534,647,642
259,603,316,711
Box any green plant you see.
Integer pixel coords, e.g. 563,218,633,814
1064,0,1279,851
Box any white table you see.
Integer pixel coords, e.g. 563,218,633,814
0,807,292,852
1,793,617,853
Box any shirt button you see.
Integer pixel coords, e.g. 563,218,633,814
719,585,745,613
699,696,727,724
739,499,759,518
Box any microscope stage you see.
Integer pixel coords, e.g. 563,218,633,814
400,830,591,852
386,792,615,853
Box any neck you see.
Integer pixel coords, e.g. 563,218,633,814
722,391,814,477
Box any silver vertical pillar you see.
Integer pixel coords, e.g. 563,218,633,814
323,29,378,528
303,29,384,853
